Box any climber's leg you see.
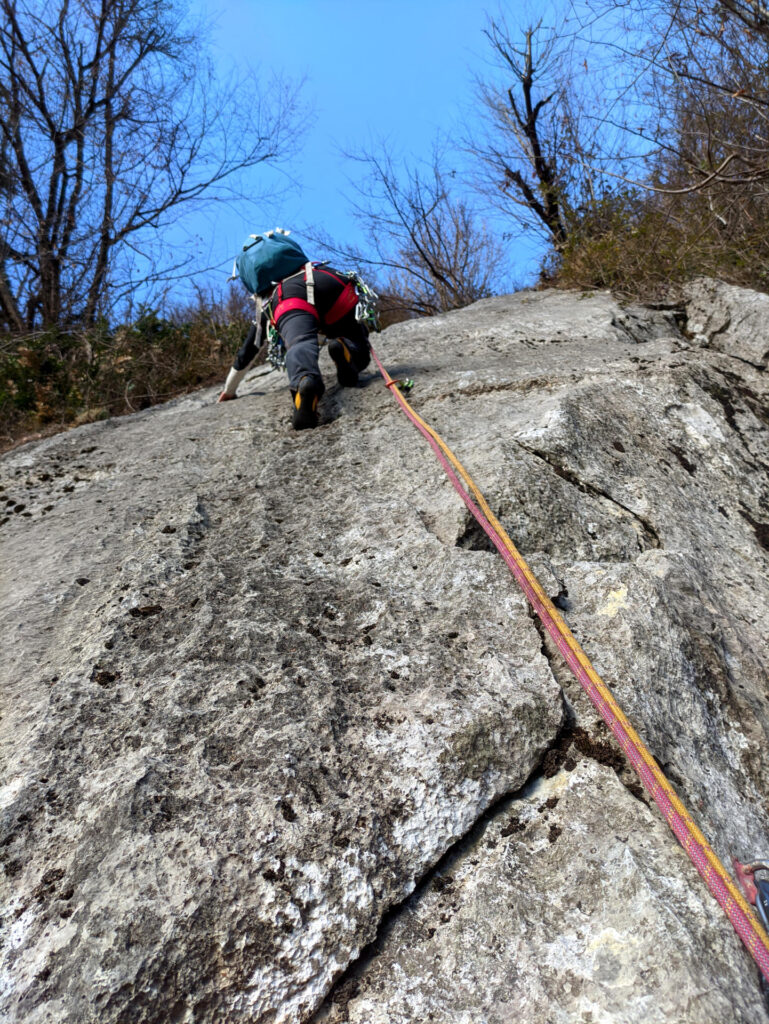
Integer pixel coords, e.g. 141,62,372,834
278,310,325,394
276,310,325,429
326,314,370,386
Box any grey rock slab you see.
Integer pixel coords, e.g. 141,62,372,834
3,283,769,1022
314,759,766,1024
0,347,561,1022
482,359,769,871
542,550,769,868
684,277,769,368
387,292,769,870
315,285,769,1018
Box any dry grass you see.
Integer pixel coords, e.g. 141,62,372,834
554,188,769,301
0,292,254,453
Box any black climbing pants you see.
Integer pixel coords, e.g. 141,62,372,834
268,267,371,392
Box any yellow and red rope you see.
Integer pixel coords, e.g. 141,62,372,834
370,343,769,982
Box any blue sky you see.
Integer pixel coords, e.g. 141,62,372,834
183,0,545,296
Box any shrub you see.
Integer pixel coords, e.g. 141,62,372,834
554,187,769,301
0,294,253,451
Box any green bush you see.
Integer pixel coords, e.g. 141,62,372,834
554,187,769,301
0,296,253,451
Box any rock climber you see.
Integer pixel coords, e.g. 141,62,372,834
218,230,371,430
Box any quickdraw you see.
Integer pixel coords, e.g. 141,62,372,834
249,293,287,372
735,859,769,1003
266,323,286,371
346,271,381,333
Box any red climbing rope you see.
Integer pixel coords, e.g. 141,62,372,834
369,342,769,984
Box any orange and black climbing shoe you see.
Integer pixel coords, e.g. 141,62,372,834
291,376,322,430
327,338,359,388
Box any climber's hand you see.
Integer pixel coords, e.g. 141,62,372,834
217,391,237,403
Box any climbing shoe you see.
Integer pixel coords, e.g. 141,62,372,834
327,338,359,388
291,376,322,430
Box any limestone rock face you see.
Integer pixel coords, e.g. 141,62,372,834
2,283,769,1023
683,276,769,368
317,761,764,1024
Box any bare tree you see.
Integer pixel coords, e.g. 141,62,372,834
331,147,506,318
466,17,600,251
574,0,769,191
0,0,300,329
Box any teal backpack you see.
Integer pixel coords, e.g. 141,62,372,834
234,229,308,296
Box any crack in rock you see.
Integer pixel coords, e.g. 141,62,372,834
311,714,675,1024
314,752,766,1024
309,709,573,1023
525,604,650,806
515,442,662,552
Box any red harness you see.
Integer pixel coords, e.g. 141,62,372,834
270,265,358,326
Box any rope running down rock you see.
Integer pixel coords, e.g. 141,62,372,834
369,341,769,985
